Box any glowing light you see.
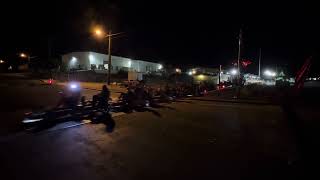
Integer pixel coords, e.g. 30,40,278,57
175,68,181,73
192,69,196,74
128,60,132,67
95,29,102,36
0,60,4,63
198,74,205,80
188,71,193,75
231,69,237,75
71,84,77,89
264,70,276,77
20,53,27,58
158,64,163,70
68,82,80,91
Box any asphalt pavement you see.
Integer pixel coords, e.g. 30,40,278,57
1,74,317,179
0,98,298,180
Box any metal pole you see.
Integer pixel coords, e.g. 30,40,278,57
219,65,221,84
237,29,241,80
258,48,261,78
108,31,112,85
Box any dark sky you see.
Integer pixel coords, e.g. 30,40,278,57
0,0,319,74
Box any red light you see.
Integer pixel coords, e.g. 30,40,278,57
48,79,53,84
222,85,225,88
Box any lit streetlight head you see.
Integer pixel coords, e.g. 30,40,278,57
94,27,106,38
95,29,102,36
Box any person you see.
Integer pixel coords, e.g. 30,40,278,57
98,85,110,108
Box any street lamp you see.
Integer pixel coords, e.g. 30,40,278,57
20,53,36,62
95,29,103,36
93,27,124,85
0,60,4,64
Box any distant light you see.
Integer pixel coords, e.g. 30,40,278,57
20,53,27,58
188,71,193,75
158,64,163,70
0,60,4,63
313,78,317,81
220,71,223,74
128,60,132,67
264,70,276,77
198,74,205,80
95,29,102,36
231,69,237,75
69,82,79,90
94,28,105,38
192,69,196,74
175,68,181,73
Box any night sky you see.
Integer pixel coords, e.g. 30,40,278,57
0,0,319,75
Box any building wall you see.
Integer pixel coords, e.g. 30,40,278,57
62,51,162,74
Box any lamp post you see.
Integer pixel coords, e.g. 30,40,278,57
20,53,36,62
94,28,124,85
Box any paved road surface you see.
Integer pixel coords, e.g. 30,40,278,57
0,98,297,180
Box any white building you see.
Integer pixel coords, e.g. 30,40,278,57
62,51,163,74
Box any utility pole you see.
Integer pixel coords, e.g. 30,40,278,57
219,65,221,84
108,30,112,85
94,28,124,85
234,28,242,99
237,28,242,80
258,48,261,78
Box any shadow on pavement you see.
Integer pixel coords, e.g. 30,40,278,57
134,107,162,117
26,111,116,134
90,112,116,133
151,104,176,110
174,100,194,104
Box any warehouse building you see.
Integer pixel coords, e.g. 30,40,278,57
62,51,163,74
